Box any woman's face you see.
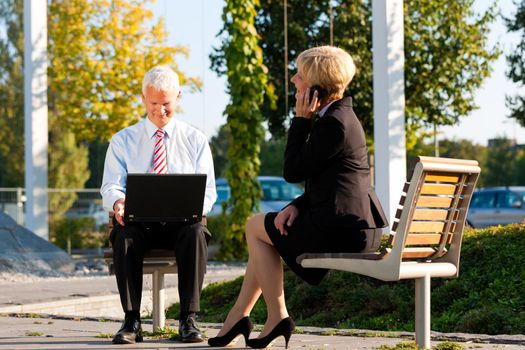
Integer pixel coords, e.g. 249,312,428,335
291,69,310,93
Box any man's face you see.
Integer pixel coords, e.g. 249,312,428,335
142,85,180,128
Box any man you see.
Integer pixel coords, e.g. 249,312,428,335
100,66,217,344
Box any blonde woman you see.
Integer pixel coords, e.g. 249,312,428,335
208,46,387,349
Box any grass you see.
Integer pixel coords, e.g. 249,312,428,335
142,326,180,340
167,224,525,335
377,341,465,350
95,333,113,338
25,331,44,336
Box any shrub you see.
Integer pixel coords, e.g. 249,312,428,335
50,217,107,251
207,212,248,260
170,224,525,334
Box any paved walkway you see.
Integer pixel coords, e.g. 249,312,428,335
0,314,524,349
0,261,524,349
0,262,247,318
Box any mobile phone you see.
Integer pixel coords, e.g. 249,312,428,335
308,85,326,102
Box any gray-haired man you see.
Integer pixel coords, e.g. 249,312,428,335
101,66,217,344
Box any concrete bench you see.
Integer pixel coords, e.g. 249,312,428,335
104,216,177,331
297,156,481,349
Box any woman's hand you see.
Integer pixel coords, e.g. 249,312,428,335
274,205,299,235
295,88,319,119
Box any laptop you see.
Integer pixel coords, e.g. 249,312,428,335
124,174,207,223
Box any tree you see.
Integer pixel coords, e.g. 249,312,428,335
0,0,91,219
210,124,286,178
0,0,24,187
0,0,199,219
48,129,90,221
48,0,201,143
409,137,489,182
410,138,487,162
212,0,333,139
404,0,499,148
209,124,232,178
505,0,525,126
483,138,524,186
211,0,498,150
259,137,286,176
218,0,276,259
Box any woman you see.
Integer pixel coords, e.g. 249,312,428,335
208,46,387,349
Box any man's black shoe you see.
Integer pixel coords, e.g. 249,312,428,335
112,317,143,344
179,315,204,343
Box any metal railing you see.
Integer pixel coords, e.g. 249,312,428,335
0,187,103,226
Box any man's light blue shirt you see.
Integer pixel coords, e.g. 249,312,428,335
100,117,217,215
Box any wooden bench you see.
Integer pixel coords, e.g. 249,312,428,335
104,216,177,331
297,156,481,350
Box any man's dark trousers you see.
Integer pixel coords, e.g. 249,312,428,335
110,221,210,315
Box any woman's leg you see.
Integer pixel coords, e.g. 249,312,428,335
215,257,261,336
244,214,289,338
216,213,288,337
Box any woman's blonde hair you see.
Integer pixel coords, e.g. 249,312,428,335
296,46,356,101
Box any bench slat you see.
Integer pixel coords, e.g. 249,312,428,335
421,183,457,195
409,221,456,233
412,209,450,220
416,196,453,208
425,173,461,183
405,233,452,245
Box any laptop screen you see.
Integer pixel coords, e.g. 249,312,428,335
124,174,207,223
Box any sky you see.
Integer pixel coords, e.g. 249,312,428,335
151,0,525,146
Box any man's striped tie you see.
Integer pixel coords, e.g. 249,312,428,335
153,129,168,174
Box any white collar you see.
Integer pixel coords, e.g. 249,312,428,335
144,116,176,139
318,100,337,117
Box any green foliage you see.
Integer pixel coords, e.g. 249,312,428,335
505,0,525,126
211,0,498,150
48,0,200,143
483,138,525,186
48,131,91,221
219,0,277,259
142,326,179,340
187,225,525,334
404,0,500,148
0,0,90,208
0,0,25,187
95,333,113,339
377,342,417,350
25,331,44,337
0,0,197,192
166,276,268,323
435,342,465,350
209,125,232,178
409,138,490,185
206,212,233,260
409,137,525,187
210,124,286,178
259,137,287,176
50,217,106,250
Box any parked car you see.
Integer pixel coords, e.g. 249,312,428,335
209,176,303,217
467,187,525,228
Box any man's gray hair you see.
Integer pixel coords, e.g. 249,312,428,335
142,66,180,94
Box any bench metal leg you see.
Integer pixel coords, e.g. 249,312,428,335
415,274,431,349
152,270,166,331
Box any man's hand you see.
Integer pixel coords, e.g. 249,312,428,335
113,198,126,226
274,205,299,236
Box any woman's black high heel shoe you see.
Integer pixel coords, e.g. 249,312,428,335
247,317,295,349
208,316,253,347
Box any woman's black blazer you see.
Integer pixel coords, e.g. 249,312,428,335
284,96,388,230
